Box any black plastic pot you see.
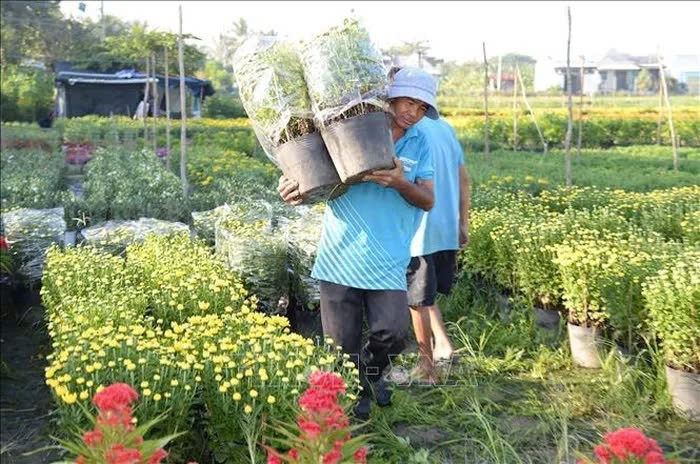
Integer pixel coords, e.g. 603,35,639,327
274,132,346,204
321,111,396,184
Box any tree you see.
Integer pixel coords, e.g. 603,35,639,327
210,18,276,74
0,0,67,68
635,68,655,94
99,23,206,76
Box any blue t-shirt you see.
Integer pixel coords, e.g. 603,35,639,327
410,117,464,257
312,125,433,291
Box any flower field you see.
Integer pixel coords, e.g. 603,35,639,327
1,115,699,463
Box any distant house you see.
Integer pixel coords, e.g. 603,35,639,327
383,52,444,78
535,49,694,95
55,69,214,118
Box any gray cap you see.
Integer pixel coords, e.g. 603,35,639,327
388,67,439,119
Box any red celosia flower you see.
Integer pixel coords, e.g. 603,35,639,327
106,444,142,464
97,407,134,430
83,429,103,447
322,449,342,464
288,448,299,460
299,388,338,414
586,428,667,464
298,417,323,439
354,447,368,464
267,452,283,464
76,456,87,464
0,236,9,250
93,383,139,412
309,371,346,396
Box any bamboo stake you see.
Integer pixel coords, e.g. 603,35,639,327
482,41,490,161
516,65,547,154
151,53,158,155
179,5,189,197
658,54,679,172
164,46,172,170
143,57,150,146
577,55,584,156
512,64,518,151
656,70,664,145
564,6,573,186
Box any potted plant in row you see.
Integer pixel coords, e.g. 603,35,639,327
300,17,395,184
643,248,700,421
234,36,344,204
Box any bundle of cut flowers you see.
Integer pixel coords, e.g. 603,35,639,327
577,427,673,464
53,382,184,464
264,370,369,464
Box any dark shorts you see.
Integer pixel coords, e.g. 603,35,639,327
406,250,458,307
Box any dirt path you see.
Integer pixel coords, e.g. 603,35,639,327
1,285,62,464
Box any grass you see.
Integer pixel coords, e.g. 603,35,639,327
465,145,700,192
361,271,700,463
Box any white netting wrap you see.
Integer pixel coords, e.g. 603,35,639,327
214,219,290,313
233,35,317,163
1,207,66,283
80,218,190,252
283,203,325,310
300,17,388,126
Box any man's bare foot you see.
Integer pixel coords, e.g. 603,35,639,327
432,344,454,362
410,365,438,385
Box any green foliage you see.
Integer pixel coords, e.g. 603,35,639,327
643,249,700,372
635,68,655,94
82,148,187,223
202,94,247,119
1,149,65,211
0,65,55,122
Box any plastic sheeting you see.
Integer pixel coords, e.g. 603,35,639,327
300,17,388,126
80,217,190,253
233,35,317,164
1,207,66,283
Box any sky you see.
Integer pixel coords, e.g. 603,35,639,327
60,1,700,63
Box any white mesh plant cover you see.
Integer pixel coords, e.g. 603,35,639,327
300,17,388,127
80,217,190,253
233,35,317,163
214,218,290,314
282,203,326,310
1,207,66,283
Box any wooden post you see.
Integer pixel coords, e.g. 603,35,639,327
151,53,158,155
164,46,172,170
482,41,490,161
517,65,547,154
512,64,518,151
577,55,584,156
658,54,679,172
564,6,573,186
179,5,189,197
656,71,664,145
143,57,150,146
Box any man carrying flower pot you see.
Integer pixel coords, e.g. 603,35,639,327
405,102,471,384
278,67,439,420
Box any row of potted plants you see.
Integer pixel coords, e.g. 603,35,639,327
463,186,699,420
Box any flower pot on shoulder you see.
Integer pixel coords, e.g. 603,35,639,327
320,109,396,184
274,131,347,204
665,366,700,421
567,323,603,369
